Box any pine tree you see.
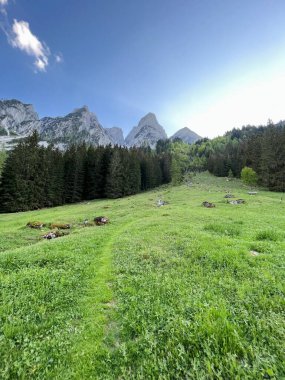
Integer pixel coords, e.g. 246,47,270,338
0,131,44,212
64,144,86,203
105,148,124,198
84,146,98,200
126,150,141,195
45,146,64,206
160,153,172,184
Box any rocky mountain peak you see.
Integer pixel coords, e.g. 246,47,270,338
72,105,90,114
138,112,158,127
126,112,167,148
170,127,201,144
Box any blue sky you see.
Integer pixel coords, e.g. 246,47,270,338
1,0,285,138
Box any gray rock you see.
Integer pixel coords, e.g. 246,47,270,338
228,199,245,205
0,99,39,136
202,201,215,208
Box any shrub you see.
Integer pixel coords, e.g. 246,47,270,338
241,167,257,187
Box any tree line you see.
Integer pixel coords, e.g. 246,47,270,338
186,121,285,191
156,121,285,192
0,132,171,213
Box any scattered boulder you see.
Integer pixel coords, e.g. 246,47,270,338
248,191,258,195
27,221,45,229
42,230,69,239
50,223,71,229
228,199,245,205
250,250,260,256
157,199,168,207
94,216,109,225
202,201,215,208
43,232,57,239
224,194,235,198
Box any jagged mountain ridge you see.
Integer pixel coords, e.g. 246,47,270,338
40,106,111,146
0,100,113,146
0,99,201,148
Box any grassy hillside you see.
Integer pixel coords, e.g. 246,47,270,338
0,173,284,379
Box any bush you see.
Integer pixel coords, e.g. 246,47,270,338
241,167,257,187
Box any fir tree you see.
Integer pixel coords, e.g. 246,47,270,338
105,149,124,198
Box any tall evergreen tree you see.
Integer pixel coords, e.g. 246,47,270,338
105,148,124,198
64,144,86,203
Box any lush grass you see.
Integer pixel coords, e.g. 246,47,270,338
0,173,284,379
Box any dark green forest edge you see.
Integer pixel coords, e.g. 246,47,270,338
0,132,171,213
1,120,285,213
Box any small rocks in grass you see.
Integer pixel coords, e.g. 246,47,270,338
248,191,258,195
224,194,235,198
157,199,168,207
43,230,69,239
94,216,109,225
250,250,260,256
202,201,215,208
27,221,45,229
228,199,245,205
43,232,57,240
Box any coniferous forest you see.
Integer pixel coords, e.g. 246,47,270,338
1,121,285,213
0,132,171,213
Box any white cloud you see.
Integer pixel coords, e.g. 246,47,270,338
0,0,8,15
55,53,63,63
10,19,50,71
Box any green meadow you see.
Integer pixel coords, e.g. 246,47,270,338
0,173,284,379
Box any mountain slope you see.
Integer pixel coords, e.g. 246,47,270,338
0,99,39,136
105,127,125,146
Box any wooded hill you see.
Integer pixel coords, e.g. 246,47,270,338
166,121,285,192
